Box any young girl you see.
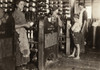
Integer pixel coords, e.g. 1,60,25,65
13,0,32,69
68,14,83,59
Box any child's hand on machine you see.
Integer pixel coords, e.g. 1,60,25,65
24,22,34,28
27,22,34,27
29,22,34,26
23,23,30,28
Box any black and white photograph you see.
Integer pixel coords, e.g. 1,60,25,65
0,0,100,70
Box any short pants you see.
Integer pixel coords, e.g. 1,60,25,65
72,32,84,45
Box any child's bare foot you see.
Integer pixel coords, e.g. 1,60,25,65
73,57,80,59
68,55,75,58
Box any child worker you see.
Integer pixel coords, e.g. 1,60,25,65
68,14,84,59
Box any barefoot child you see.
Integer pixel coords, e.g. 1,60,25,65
68,14,83,59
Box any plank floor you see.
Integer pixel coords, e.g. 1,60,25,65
46,51,100,70
0,49,100,70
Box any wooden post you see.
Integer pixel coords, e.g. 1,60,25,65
66,20,71,55
93,27,96,49
38,17,59,70
38,20,45,70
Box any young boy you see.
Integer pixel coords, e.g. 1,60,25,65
68,14,82,59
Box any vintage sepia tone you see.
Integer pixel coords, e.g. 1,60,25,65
0,0,100,70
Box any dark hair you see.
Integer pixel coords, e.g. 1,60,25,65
74,14,79,19
15,0,25,5
78,2,85,8
14,0,25,9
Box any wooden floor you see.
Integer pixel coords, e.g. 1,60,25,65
46,51,100,70
0,49,100,70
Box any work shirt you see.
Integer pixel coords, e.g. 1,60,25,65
13,9,27,25
72,21,81,32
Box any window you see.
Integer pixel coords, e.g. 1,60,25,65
86,6,92,19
